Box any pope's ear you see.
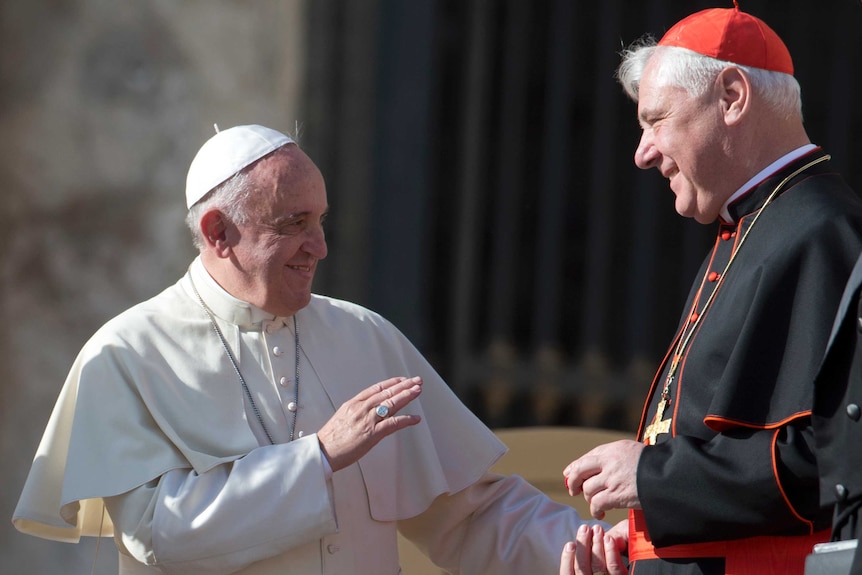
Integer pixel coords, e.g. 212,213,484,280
717,66,750,126
199,210,230,255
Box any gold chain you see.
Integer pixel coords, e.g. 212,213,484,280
653,154,831,429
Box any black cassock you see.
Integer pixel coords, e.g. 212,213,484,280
631,150,862,575
811,252,862,574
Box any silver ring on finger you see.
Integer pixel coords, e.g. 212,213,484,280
375,404,390,419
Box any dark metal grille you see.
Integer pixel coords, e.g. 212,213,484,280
303,0,862,432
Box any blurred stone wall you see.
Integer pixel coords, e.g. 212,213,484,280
0,1,307,572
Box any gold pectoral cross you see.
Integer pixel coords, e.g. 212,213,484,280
644,393,671,446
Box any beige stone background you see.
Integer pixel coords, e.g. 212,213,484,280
1,1,307,572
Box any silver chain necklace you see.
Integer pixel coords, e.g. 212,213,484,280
188,272,301,444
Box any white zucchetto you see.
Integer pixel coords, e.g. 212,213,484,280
185,124,295,209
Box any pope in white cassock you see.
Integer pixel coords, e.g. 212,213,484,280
12,125,600,574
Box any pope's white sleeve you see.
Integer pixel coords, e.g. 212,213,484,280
103,435,337,575
398,472,599,574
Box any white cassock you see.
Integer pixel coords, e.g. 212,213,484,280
13,257,592,574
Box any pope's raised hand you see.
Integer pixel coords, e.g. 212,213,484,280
317,376,422,472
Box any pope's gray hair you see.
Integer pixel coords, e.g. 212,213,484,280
185,171,253,250
616,37,802,121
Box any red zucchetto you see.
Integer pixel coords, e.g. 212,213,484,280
658,2,793,75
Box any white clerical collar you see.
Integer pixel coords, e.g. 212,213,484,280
188,256,284,328
719,144,818,223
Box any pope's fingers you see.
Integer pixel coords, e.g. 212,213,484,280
604,533,627,575
590,525,609,573
371,376,422,406
573,524,593,575
319,380,422,472
369,411,422,440
370,377,422,420
559,541,576,575
607,519,629,542
354,376,409,401
602,523,629,575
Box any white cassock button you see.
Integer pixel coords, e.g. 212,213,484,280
279,376,289,387
287,402,297,412
272,346,283,356
297,430,304,438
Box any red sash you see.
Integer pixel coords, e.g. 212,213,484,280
628,509,829,574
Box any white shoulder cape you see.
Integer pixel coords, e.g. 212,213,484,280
13,271,506,542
